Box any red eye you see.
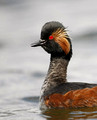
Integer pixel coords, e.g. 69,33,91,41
49,35,53,40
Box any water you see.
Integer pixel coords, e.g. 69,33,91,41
0,0,97,119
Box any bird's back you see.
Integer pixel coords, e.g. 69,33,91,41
43,82,97,108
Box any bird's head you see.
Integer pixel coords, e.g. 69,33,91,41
31,21,72,60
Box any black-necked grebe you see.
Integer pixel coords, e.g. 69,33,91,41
31,21,97,109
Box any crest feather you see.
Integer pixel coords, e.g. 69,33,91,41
52,28,70,54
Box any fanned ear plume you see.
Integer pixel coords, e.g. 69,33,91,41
52,28,70,54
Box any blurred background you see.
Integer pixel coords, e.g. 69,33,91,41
0,0,97,119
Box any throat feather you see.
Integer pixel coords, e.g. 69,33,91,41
41,57,69,96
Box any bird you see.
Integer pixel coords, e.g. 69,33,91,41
31,21,97,110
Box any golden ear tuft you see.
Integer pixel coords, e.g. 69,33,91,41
52,28,70,54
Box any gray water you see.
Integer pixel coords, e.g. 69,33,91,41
0,0,97,120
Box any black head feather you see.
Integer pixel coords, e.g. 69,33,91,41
31,21,72,60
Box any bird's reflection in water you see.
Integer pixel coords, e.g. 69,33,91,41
42,107,97,120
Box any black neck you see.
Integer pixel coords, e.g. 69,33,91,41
49,54,69,83
41,54,69,96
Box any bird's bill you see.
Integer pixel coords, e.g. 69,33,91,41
31,39,46,47
31,41,41,47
